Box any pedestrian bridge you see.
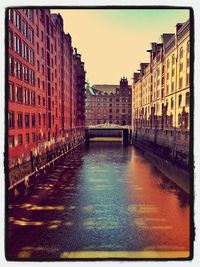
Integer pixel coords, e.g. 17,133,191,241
86,124,131,144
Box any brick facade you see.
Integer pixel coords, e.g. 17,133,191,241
7,8,86,169
85,78,132,126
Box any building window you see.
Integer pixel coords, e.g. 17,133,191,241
171,68,175,77
8,112,14,128
25,133,30,144
36,25,39,37
23,65,29,82
9,56,14,75
167,59,170,69
16,86,23,103
180,47,183,58
186,92,190,106
9,83,15,101
37,60,40,72
41,30,44,41
37,78,40,89
29,48,34,65
172,54,175,65
31,114,35,127
9,136,15,148
43,114,45,125
15,60,22,79
28,27,34,44
30,91,35,106
42,64,44,75
171,82,174,93
25,113,30,128
22,19,28,37
179,77,183,89
18,134,23,145
13,10,21,31
41,48,44,58
14,34,21,54
24,88,30,105
27,9,34,23
22,42,28,60
29,69,35,85
179,62,183,72
8,9,13,22
17,113,23,128
171,97,174,109
42,81,45,91
42,97,45,106
186,73,190,85
37,42,39,54
38,95,40,105
38,113,41,126
32,132,36,142
187,57,190,68
178,94,182,107
8,29,13,48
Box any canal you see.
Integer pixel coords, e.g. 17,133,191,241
7,141,190,260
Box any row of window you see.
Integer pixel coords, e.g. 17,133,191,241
8,112,46,129
9,56,35,85
136,73,190,104
9,30,35,65
9,9,34,44
135,92,190,116
93,120,131,125
9,83,46,109
9,83,36,105
166,43,190,68
9,131,45,148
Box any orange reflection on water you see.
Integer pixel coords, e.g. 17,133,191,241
125,149,190,251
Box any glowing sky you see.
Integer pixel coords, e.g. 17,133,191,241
52,9,190,85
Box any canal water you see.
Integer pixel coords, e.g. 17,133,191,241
7,142,190,259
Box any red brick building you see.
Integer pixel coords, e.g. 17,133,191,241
7,8,86,171
85,78,132,126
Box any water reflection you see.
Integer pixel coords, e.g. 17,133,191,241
8,142,190,259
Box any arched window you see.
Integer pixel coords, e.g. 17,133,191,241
166,100,168,110
180,47,183,58
171,97,174,109
167,59,170,69
37,78,40,88
178,94,182,107
186,92,190,106
172,54,175,65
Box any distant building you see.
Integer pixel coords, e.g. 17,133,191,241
132,20,190,164
85,77,132,126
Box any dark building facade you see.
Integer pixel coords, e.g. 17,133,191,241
7,9,86,185
85,78,132,126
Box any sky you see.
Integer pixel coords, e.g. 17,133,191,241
52,9,190,86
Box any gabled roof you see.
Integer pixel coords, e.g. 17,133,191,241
92,84,117,94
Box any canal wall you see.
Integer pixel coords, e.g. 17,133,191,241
8,138,86,202
132,141,190,194
132,128,190,165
